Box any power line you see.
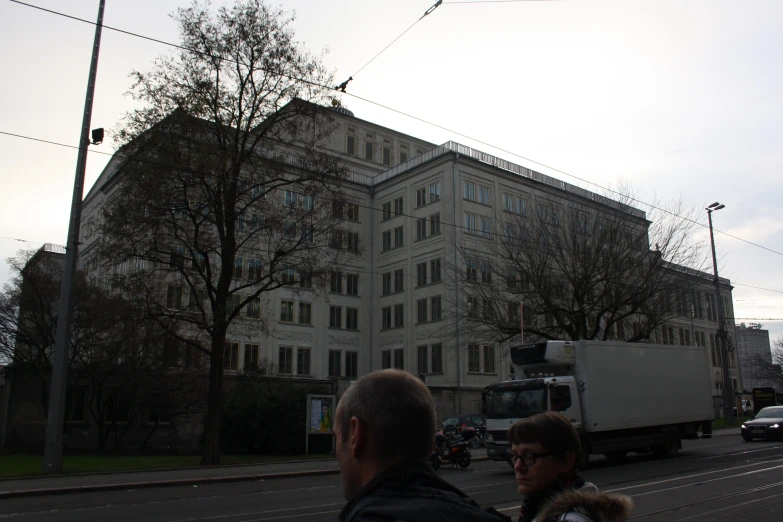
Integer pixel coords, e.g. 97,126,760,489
0,234,44,245
733,283,783,295
7,0,783,259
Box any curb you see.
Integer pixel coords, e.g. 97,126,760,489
0,456,489,499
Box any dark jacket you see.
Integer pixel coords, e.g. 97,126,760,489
336,461,511,522
519,477,633,522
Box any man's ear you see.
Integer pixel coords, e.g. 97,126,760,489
349,416,367,458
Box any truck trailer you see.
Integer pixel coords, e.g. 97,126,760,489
483,340,714,467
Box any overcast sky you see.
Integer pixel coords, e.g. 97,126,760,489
1,0,781,343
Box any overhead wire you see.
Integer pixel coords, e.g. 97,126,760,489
6,0,783,260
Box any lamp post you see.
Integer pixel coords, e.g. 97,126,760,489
706,202,734,423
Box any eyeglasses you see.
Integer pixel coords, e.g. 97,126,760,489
510,451,553,467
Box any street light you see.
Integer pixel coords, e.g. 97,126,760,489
706,202,734,424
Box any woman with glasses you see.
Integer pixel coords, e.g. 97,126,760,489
510,412,633,522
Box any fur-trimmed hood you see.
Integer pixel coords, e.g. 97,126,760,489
535,488,634,522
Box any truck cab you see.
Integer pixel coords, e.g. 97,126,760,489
483,376,582,464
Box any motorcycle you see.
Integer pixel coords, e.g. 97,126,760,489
433,427,476,468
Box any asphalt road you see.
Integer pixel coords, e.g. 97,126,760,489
1,435,782,522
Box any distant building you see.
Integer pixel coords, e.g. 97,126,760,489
735,323,774,392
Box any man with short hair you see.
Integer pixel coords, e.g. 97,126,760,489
333,369,510,522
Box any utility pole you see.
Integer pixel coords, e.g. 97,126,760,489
42,0,105,474
706,202,734,424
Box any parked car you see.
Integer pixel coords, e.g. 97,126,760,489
741,406,783,441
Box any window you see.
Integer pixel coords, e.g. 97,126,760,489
394,197,403,216
224,342,239,371
167,285,183,309
480,217,492,238
347,232,359,253
347,128,356,155
463,181,476,201
346,351,358,379
394,269,404,292
284,190,298,208
332,200,344,219
431,296,442,321
234,256,243,279
483,345,496,373
481,261,492,283
417,345,428,375
237,213,246,233
382,272,392,295
330,271,343,293
400,144,409,163
281,265,296,284
416,218,427,240
382,201,392,221
464,213,477,233
329,350,341,377
504,193,515,212
478,186,490,205
467,296,479,319
430,259,441,283
346,274,359,296
382,139,391,166
297,348,311,375
330,306,342,328
346,308,359,330
429,183,441,202
188,288,205,312
468,345,480,372
283,220,296,240
417,299,428,324
382,306,392,330
346,204,360,221
298,302,312,325
705,292,717,321
248,258,262,281
246,297,261,319
331,230,344,249
416,188,427,208
394,226,404,247
508,302,520,324
299,271,313,289
679,328,691,346
430,213,441,235
431,343,443,373
382,231,392,251
169,246,185,269
517,197,527,216
301,225,314,243
417,262,427,287
466,258,477,281
228,294,243,315
274,299,293,323
394,303,404,328
244,344,259,370
365,134,374,161
250,213,264,230
382,350,392,369
279,346,293,374
394,348,404,369
550,385,572,411
691,289,703,319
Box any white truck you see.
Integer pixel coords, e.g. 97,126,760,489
483,340,714,467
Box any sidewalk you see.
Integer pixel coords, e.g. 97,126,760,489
0,448,488,499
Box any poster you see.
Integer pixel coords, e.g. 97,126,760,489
308,395,334,434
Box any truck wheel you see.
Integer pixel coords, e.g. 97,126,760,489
605,451,627,461
652,429,681,458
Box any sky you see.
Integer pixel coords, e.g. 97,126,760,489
1,0,782,344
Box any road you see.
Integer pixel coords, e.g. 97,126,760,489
1,435,782,521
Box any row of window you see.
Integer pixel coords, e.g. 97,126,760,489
415,183,441,208
345,127,425,166
416,296,443,324
468,344,496,374
659,326,737,369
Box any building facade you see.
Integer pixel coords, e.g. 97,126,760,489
76,104,739,420
736,323,774,393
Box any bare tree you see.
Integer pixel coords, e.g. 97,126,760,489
750,337,783,392
447,189,706,350
95,0,352,465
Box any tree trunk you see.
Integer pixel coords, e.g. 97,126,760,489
201,330,225,466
